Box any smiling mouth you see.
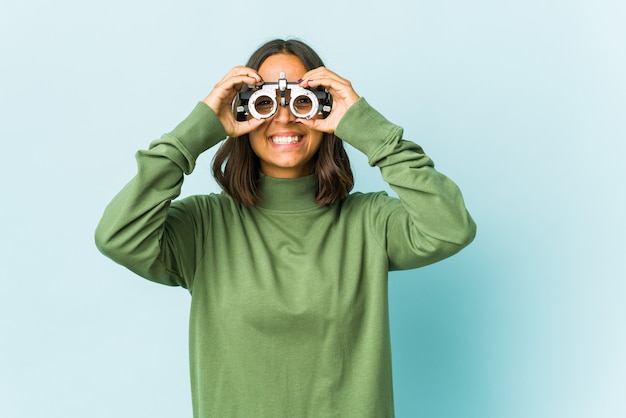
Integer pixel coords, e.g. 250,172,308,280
269,135,304,145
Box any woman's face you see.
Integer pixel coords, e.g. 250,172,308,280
248,53,324,178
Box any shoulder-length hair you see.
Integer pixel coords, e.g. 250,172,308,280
212,39,354,206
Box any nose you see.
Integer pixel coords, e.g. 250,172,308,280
272,103,296,124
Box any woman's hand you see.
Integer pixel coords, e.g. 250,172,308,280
296,67,360,133
203,66,266,137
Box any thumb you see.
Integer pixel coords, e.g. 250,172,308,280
233,117,266,137
295,117,333,133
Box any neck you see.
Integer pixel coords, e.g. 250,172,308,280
256,174,318,212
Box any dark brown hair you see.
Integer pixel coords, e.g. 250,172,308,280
212,39,354,206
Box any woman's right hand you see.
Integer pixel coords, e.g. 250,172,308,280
203,66,266,137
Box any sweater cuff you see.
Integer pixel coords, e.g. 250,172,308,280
168,102,228,161
334,98,403,162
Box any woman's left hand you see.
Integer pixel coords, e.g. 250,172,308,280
296,67,360,133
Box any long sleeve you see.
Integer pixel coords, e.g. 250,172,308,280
94,102,227,287
335,98,476,270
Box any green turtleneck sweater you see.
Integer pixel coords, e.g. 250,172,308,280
95,98,476,418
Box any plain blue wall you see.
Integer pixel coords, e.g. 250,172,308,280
1,0,624,417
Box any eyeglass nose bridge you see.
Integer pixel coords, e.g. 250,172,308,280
277,71,288,107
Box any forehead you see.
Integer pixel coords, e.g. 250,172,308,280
258,54,307,82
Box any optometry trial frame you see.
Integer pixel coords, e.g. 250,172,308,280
236,71,332,120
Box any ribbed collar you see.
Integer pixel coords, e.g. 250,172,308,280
256,174,318,212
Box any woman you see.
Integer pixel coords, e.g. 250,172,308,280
95,38,476,418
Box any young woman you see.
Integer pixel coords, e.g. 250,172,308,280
95,38,476,418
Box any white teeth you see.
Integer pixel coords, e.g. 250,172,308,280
270,136,302,144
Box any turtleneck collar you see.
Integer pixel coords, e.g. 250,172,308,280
256,173,319,212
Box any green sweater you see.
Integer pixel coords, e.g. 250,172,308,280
95,98,476,417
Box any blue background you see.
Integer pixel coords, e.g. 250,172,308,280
1,0,624,417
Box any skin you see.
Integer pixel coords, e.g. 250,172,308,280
203,53,360,178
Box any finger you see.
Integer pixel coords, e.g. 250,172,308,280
222,65,263,83
298,72,359,105
213,67,263,99
299,67,347,87
301,66,340,80
214,74,261,95
304,77,351,96
205,69,263,113
304,80,360,111
299,75,345,91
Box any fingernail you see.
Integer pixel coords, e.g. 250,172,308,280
297,79,304,84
